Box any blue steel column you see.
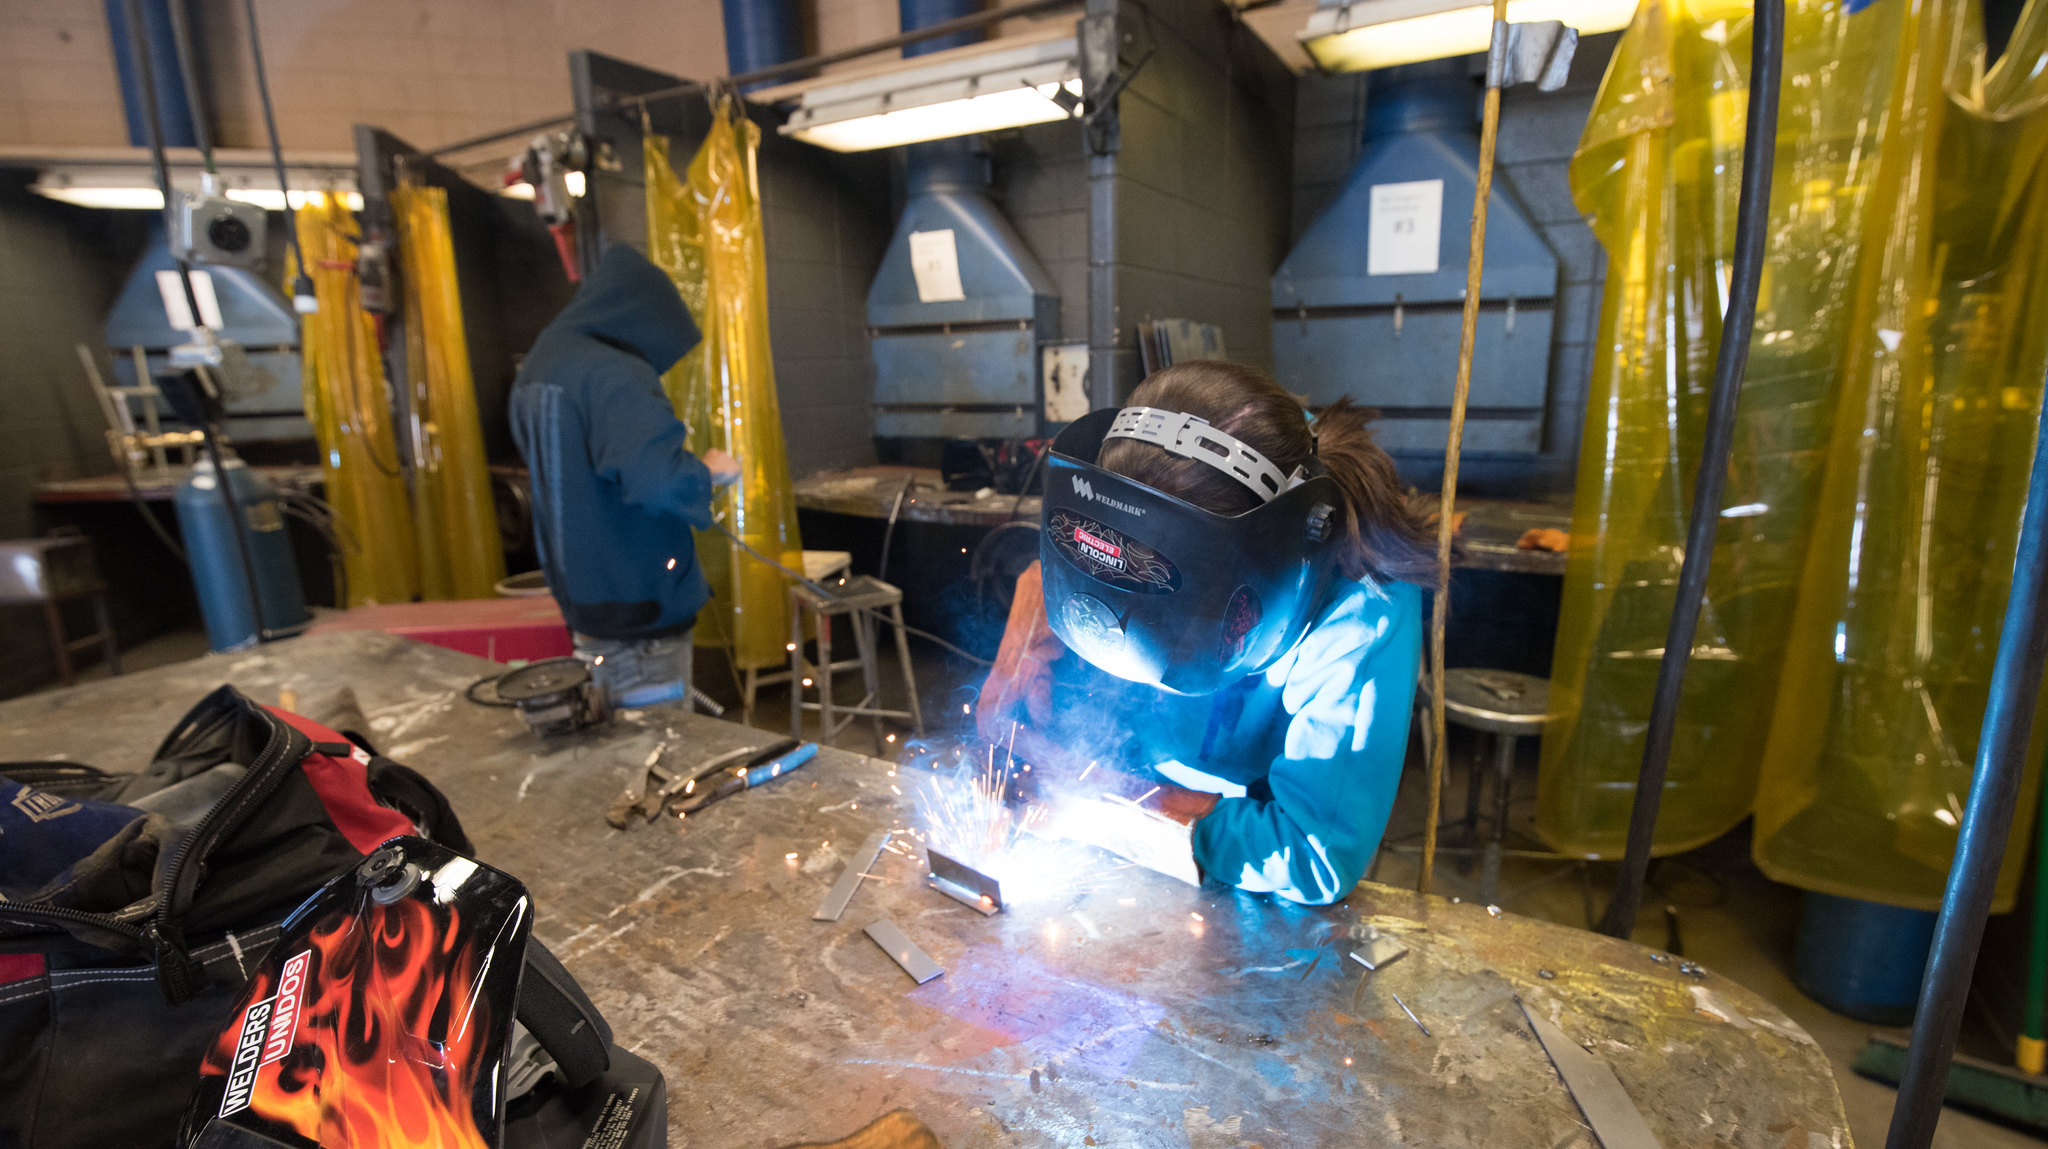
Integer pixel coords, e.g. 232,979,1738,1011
901,0,986,55
721,0,803,88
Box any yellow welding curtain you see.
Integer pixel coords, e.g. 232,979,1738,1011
294,193,418,605
1543,0,2048,908
644,105,803,670
392,184,505,600
1751,0,2048,911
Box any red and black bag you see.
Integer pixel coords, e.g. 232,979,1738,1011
0,685,473,1148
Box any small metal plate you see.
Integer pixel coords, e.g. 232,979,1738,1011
865,920,943,985
926,848,1002,910
814,830,890,922
1350,935,1409,971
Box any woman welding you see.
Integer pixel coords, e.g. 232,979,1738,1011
976,361,1437,906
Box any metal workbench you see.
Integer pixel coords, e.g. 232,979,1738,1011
795,467,1570,576
0,633,1846,1147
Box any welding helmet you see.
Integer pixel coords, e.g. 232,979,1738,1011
1040,406,1343,695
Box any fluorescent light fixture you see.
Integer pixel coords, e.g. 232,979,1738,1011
3,145,360,212
762,29,1083,153
1300,0,1635,71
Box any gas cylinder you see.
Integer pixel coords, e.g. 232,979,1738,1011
176,453,310,651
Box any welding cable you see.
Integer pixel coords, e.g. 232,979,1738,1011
240,0,314,304
710,520,994,667
1599,0,1784,940
877,474,914,586
165,0,213,172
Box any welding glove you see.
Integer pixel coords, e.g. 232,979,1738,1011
975,562,1069,762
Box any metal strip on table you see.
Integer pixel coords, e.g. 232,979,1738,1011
1520,999,1662,1149
813,830,890,922
864,919,943,984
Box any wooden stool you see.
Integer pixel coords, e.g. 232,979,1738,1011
0,535,121,688
787,574,925,747
1439,668,1549,902
741,550,853,726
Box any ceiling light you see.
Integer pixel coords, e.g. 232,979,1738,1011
8,145,360,212
760,28,1082,153
1300,0,1635,72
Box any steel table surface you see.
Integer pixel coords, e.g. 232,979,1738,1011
0,633,1847,1148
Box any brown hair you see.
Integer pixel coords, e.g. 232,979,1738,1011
1096,361,1440,586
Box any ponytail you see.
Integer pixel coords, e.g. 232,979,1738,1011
1309,397,1441,586
1098,362,1443,587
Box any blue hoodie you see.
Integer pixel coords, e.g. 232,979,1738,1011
510,246,714,640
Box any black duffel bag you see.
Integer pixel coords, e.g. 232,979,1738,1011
0,684,473,1148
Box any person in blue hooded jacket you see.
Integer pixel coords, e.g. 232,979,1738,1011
977,361,1440,905
510,245,739,706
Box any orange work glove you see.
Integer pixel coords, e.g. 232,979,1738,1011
976,561,1068,750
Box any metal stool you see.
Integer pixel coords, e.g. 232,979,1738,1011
740,550,853,726
788,573,925,746
1438,668,1548,902
0,534,121,688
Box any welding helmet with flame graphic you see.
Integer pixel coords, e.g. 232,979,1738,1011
181,837,667,1149
1040,407,1343,695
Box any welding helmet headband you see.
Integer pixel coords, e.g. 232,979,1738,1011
1040,407,1344,695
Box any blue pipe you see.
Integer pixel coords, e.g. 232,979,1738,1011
721,0,802,89
1887,371,2048,1145
105,0,196,148
901,0,985,56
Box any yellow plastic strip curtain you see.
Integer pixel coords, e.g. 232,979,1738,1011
1751,0,2048,911
1540,0,1807,857
294,193,418,606
644,103,804,670
392,184,505,601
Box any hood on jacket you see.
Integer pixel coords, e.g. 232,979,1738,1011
547,244,701,373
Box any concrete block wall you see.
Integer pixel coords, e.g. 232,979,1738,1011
1103,0,1296,393
1288,32,1621,495
991,120,1091,353
0,171,159,697
757,138,894,476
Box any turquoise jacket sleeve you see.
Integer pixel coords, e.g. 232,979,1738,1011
1188,578,1422,905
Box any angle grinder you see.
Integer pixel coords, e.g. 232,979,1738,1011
487,657,604,736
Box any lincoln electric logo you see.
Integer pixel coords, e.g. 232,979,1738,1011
1073,526,1126,571
1071,475,1145,517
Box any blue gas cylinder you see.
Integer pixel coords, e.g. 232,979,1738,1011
176,454,310,651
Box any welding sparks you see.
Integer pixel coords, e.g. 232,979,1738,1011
1190,912,1203,922
784,852,799,862
906,737,1122,906
1078,761,1098,782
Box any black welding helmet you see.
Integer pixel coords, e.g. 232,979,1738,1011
1041,406,1344,695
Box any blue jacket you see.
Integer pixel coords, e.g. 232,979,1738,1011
510,246,714,641
1015,575,1422,905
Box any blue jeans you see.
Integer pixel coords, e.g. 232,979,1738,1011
573,630,695,709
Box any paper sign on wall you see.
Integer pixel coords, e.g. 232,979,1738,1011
157,268,224,330
908,229,966,303
1042,343,1090,423
1367,179,1444,276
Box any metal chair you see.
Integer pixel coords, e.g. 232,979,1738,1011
1439,668,1549,902
787,573,925,747
740,550,853,726
0,534,121,688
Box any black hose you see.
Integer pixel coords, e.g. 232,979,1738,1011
877,474,913,586
1885,373,2048,1147
1598,0,1783,940
240,0,312,300
121,0,205,336
165,0,213,170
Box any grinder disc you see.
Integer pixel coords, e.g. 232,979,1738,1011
494,658,592,705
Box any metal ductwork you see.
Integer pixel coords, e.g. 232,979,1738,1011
1272,59,1557,455
104,221,308,441
721,0,802,89
867,1,1063,442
